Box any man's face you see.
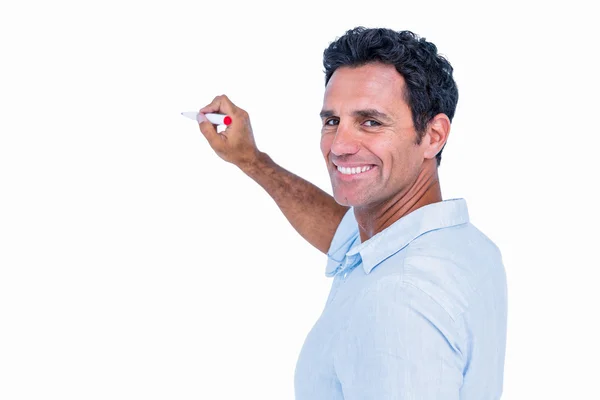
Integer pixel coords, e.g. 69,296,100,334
320,62,427,208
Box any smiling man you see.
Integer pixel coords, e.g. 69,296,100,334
197,27,507,399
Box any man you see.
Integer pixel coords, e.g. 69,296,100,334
197,27,507,399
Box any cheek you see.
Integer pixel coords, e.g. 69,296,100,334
365,138,394,164
369,139,413,175
320,134,333,158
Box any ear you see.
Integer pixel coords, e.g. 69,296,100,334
422,113,451,160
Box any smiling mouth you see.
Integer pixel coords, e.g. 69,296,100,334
335,165,375,175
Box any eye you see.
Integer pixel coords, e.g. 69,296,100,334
324,118,339,126
363,120,381,127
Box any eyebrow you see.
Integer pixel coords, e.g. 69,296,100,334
320,108,392,122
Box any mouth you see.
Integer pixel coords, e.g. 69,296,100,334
334,164,377,180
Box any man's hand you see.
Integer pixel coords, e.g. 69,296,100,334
197,94,260,170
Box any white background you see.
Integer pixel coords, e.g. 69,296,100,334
1,0,598,398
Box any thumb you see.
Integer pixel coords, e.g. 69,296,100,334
197,113,224,150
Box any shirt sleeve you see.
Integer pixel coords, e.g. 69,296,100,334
333,275,466,399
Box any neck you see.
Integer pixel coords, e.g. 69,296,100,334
354,159,442,243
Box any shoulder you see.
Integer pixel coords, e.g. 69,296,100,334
397,223,505,319
406,221,504,282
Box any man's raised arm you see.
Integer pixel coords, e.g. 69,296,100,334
197,95,349,254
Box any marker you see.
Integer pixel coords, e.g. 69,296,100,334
181,111,232,126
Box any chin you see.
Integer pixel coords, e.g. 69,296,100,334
333,192,365,207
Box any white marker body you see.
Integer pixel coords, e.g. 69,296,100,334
181,111,232,126
204,113,230,125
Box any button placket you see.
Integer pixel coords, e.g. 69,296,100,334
326,253,361,305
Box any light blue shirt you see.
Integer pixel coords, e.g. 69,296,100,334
294,199,507,399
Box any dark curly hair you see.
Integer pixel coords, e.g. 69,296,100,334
323,27,458,166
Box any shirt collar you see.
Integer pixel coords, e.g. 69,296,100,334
325,198,470,277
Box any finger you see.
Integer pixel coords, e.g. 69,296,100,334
197,113,224,149
198,95,220,114
199,94,238,116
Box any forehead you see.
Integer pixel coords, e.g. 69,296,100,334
323,63,407,111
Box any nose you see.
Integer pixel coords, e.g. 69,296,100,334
330,122,360,157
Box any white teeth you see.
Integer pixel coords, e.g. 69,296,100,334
337,165,373,175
